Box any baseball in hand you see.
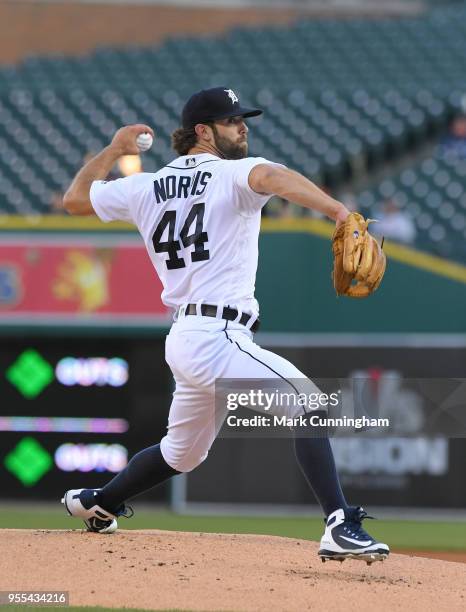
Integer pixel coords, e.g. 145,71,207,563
136,132,153,152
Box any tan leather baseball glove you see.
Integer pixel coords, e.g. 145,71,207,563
332,212,386,298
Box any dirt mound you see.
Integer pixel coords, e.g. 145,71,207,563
1,529,465,611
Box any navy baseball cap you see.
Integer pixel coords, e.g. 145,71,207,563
182,87,262,129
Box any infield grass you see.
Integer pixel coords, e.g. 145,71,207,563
0,505,465,551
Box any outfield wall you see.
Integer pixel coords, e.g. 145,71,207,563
1,335,465,508
1,222,464,507
258,220,466,333
0,219,465,333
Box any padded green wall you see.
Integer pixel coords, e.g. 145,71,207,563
256,232,466,332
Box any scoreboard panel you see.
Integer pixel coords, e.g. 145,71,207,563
0,337,172,500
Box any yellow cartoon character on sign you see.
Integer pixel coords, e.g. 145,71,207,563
53,250,112,312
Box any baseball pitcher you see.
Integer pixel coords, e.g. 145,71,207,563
61,87,388,564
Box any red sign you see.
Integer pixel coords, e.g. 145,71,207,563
0,238,170,326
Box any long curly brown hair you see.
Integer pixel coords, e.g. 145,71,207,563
171,122,217,155
171,127,198,156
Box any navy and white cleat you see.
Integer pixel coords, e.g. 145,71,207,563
318,507,389,565
61,488,133,534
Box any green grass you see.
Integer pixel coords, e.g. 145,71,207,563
1,506,465,552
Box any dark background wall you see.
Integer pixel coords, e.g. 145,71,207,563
188,344,466,508
2,336,464,507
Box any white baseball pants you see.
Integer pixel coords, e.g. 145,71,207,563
161,314,320,472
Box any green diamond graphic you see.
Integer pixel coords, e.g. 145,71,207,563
4,437,53,486
6,349,54,398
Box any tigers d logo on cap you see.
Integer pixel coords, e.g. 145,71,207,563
181,87,262,129
224,89,239,104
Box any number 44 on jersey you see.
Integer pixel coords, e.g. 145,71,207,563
152,203,210,270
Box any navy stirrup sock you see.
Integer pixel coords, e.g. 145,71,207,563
294,435,348,517
98,444,180,513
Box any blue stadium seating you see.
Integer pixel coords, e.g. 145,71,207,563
1,3,466,259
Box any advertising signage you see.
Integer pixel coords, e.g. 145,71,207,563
0,338,171,500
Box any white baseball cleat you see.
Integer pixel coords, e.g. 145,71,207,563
61,488,132,534
318,507,390,565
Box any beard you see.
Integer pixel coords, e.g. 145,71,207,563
212,126,248,159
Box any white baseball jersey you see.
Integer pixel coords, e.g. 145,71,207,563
90,152,319,477
90,153,279,317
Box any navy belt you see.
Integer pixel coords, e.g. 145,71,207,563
183,304,260,333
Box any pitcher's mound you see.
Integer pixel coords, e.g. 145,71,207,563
1,529,465,611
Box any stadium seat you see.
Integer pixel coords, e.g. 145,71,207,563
1,3,466,259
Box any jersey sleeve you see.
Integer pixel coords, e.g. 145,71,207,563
230,157,284,216
90,176,135,224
